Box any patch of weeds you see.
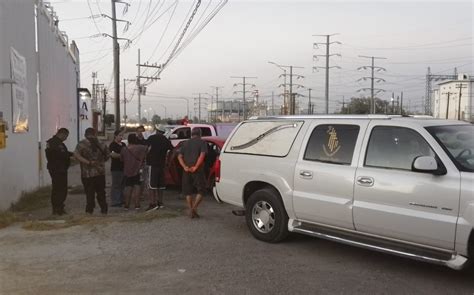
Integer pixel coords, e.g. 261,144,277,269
0,211,21,229
10,186,51,213
68,186,85,194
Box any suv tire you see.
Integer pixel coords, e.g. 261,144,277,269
245,188,289,243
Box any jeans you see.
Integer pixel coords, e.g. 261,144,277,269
81,175,107,214
110,170,124,206
49,170,68,214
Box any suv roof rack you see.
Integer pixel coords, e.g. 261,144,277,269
248,114,396,120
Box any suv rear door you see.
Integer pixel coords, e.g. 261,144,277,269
293,120,369,229
353,121,460,250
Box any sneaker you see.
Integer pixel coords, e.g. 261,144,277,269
135,207,141,211
146,204,159,212
124,206,129,211
157,203,165,209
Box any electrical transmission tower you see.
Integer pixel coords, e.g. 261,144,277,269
231,76,257,120
193,93,211,123
357,55,387,114
425,67,458,115
313,33,341,114
210,86,224,122
268,62,304,115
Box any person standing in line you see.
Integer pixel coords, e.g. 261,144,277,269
177,128,208,218
121,133,148,210
145,126,173,211
74,128,110,215
45,128,73,215
136,125,147,145
109,130,125,207
135,125,148,199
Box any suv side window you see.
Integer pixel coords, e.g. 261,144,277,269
365,126,435,170
196,127,212,137
304,124,360,165
175,127,191,139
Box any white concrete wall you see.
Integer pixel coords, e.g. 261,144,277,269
0,0,41,209
0,0,80,209
433,79,473,122
36,2,79,186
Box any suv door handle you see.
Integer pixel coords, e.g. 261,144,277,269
299,170,313,179
357,176,374,187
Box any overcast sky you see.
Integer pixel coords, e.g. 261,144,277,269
51,0,473,119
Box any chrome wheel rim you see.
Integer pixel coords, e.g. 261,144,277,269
251,200,275,234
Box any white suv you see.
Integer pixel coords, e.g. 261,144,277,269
214,115,474,270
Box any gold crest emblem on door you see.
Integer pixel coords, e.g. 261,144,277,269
323,126,341,157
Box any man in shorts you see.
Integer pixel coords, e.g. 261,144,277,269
145,126,173,211
177,128,208,218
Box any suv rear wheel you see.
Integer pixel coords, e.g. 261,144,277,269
245,188,289,243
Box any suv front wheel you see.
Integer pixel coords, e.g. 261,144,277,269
245,188,289,243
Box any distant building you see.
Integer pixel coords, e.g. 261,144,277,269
433,74,473,122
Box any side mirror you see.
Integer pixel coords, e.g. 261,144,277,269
169,134,178,139
412,156,446,175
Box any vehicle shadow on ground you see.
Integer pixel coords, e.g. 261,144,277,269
285,232,474,281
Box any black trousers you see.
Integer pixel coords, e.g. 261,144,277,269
81,175,108,214
49,170,68,214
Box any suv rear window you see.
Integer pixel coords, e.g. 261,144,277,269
303,124,360,165
225,121,304,157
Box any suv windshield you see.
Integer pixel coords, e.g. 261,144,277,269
426,125,474,172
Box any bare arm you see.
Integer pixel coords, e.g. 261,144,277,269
178,154,189,172
189,152,206,173
74,151,92,165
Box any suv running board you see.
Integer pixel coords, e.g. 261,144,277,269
290,221,468,270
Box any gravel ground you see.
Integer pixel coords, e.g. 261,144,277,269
0,166,473,294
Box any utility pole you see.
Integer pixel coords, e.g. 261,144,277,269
103,0,131,131
308,88,312,114
400,92,403,115
271,91,275,115
442,91,455,120
210,86,223,122
136,48,161,122
231,76,257,120
444,92,452,119
111,0,120,130
313,34,341,114
455,83,468,120
102,88,107,134
357,56,387,114
123,78,135,126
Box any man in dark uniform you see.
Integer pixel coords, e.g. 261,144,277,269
45,128,73,215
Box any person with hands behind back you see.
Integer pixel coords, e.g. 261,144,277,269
177,128,208,218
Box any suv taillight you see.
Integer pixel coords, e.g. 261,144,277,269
215,158,221,182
